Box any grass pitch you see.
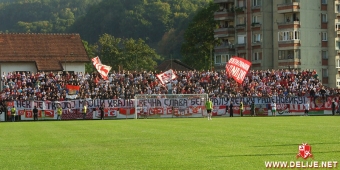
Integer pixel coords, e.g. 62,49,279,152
0,116,339,170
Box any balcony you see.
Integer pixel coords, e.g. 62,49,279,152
234,6,245,13
251,23,261,30
235,43,245,47
214,27,235,38
251,5,261,12
277,21,300,29
277,2,300,14
214,0,234,3
252,41,262,47
337,13,340,17
214,44,235,53
236,24,246,29
214,11,234,21
278,40,301,48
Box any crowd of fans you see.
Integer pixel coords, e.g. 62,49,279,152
0,68,338,102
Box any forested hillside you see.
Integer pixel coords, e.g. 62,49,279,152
0,0,211,61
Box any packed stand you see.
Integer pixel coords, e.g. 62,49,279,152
0,69,337,102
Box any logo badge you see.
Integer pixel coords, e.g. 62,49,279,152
297,143,313,159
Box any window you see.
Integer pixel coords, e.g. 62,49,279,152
237,16,245,25
321,13,327,23
215,55,230,64
252,15,261,24
253,33,261,42
322,50,328,59
322,32,327,41
278,50,300,60
285,14,292,22
322,69,328,77
337,79,340,86
337,60,340,68
321,0,327,4
337,5,340,13
252,52,259,61
336,23,340,30
253,0,261,6
215,55,222,64
238,53,246,59
221,55,227,63
278,31,300,41
336,41,340,49
238,35,246,44
238,0,244,7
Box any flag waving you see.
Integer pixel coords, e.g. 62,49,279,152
91,56,112,80
225,57,251,84
66,85,80,99
156,69,177,84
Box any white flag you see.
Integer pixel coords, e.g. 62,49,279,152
91,56,112,80
156,69,177,84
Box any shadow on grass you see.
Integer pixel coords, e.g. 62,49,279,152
252,142,339,147
214,151,340,157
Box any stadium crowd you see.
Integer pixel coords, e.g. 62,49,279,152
0,68,338,102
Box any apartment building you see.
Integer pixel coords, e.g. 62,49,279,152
214,0,340,88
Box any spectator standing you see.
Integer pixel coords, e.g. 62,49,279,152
331,99,336,116
56,105,62,120
99,103,105,120
239,101,244,117
304,102,309,116
271,102,277,116
33,106,38,121
82,104,87,120
11,106,16,122
229,102,234,117
205,98,213,120
250,101,255,117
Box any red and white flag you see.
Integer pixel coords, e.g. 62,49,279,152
156,69,177,84
225,57,251,84
91,56,112,80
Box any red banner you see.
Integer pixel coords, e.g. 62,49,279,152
226,57,251,84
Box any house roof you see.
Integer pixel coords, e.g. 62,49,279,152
0,33,89,71
156,59,194,72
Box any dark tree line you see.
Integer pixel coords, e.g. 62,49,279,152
0,0,217,71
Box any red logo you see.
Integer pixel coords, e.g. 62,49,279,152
297,143,313,159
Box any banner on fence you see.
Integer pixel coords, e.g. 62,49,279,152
5,96,339,120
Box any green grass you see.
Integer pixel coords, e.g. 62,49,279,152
0,117,339,170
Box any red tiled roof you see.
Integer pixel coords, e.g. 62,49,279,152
0,33,89,71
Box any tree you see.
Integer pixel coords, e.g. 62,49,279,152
93,34,162,71
82,40,95,73
181,2,219,71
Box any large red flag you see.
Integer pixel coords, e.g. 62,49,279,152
225,57,251,84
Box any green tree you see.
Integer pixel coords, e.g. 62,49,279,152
93,34,162,71
181,2,219,71
82,40,95,73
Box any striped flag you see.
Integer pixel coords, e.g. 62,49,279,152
91,56,112,80
156,69,177,84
